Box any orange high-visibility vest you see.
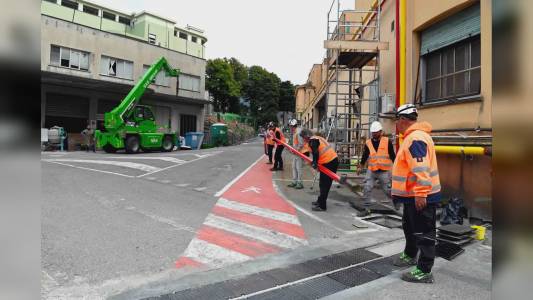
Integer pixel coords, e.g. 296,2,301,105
293,131,310,153
366,137,393,171
265,130,275,145
274,127,286,143
391,122,440,198
310,135,337,164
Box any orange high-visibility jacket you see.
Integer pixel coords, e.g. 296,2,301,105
310,135,337,164
366,137,393,171
391,122,441,198
274,127,286,144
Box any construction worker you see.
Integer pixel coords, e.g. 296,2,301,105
268,122,286,171
391,104,441,284
264,122,275,164
300,129,338,211
287,119,308,189
356,121,396,217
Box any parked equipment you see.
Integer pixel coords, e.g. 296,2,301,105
94,57,180,153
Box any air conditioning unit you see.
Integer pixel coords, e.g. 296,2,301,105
380,93,395,114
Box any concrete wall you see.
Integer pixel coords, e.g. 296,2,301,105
41,15,206,99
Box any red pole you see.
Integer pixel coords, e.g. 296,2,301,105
271,137,342,183
395,0,400,152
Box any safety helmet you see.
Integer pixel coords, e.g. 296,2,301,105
289,119,298,126
396,104,418,119
370,121,383,133
268,121,275,128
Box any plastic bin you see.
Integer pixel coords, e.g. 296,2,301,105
185,132,204,150
211,123,228,146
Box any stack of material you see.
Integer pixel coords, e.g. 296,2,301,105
437,224,476,246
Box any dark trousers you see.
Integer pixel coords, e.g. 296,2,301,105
274,145,284,169
316,158,339,209
402,201,437,273
267,145,274,163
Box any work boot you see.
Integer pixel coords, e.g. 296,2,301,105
393,252,417,267
294,182,304,189
266,161,273,164
269,167,277,171
357,208,371,217
312,205,326,211
401,267,434,284
287,182,297,188
312,201,318,206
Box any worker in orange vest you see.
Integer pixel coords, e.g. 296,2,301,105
356,121,396,217
268,122,286,171
391,104,441,284
264,123,276,164
300,129,338,211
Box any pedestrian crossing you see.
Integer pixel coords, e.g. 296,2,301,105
41,151,222,177
174,157,308,270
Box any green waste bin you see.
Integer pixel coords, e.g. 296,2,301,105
211,123,228,146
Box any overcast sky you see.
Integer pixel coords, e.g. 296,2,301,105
93,0,338,84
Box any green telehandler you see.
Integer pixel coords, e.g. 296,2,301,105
95,57,180,154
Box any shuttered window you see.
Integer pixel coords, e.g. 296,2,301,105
420,3,480,54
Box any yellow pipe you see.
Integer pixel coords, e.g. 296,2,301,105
399,0,406,106
435,145,486,155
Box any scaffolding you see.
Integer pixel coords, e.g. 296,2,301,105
323,0,385,172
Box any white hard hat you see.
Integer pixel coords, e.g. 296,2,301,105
396,103,418,118
370,121,383,133
289,119,298,126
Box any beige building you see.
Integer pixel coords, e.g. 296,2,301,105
295,0,492,220
41,0,209,149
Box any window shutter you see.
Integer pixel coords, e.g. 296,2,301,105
420,3,480,54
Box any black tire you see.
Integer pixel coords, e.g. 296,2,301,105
125,135,140,154
161,135,174,152
103,144,117,153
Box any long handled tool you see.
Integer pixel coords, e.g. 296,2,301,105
271,136,345,184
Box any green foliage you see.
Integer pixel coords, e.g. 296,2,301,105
205,57,296,124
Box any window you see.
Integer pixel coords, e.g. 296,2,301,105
60,0,78,10
82,5,98,16
191,36,198,43
148,33,157,45
179,32,188,40
50,45,89,71
118,16,131,26
100,56,133,80
143,65,170,86
102,11,115,21
179,74,201,92
180,114,197,136
423,36,480,103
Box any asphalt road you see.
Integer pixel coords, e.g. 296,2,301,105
41,138,393,299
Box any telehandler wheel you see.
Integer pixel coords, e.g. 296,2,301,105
103,144,117,153
162,135,174,152
125,135,140,154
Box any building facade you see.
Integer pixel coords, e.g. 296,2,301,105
41,0,209,149
295,0,492,220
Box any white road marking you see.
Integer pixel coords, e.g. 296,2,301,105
110,156,186,164
137,153,220,178
174,183,190,187
214,155,264,197
204,214,307,249
42,161,134,178
43,159,161,173
183,238,251,268
216,198,301,225
241,186,262,194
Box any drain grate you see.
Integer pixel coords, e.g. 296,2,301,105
166,281,236,300
290,276,348,299
246,287,307,300
327,266,382,287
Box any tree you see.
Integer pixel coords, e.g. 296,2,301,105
205,58,239,113
244,66,281,125
279,80,295,112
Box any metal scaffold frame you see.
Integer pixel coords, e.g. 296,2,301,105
323,0,383,172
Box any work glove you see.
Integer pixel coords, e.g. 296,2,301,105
312,162,318,170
